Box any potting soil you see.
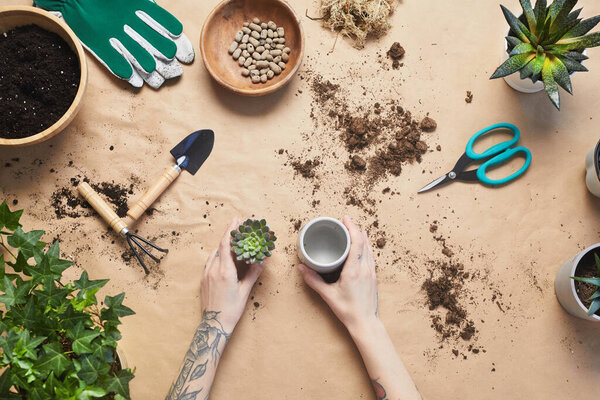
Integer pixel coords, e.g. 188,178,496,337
0,25,79,139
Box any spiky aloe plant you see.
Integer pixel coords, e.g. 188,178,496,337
491,0,600,110
230,219,276,265
572,252,600,316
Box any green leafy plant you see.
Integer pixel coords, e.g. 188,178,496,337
230,219,276,265
0,201,135,399
490,0,600,109
572,252,600,316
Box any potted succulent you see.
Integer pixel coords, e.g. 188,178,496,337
0,201,136,398
490,0,600,109
555,243,600,322
230,219,276,265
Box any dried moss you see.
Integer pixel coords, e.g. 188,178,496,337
321,0,395,48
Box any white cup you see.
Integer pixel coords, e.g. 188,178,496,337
297,217,351,274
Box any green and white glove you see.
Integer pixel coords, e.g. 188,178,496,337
34,0,194,89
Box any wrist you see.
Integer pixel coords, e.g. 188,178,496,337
346,316,386,344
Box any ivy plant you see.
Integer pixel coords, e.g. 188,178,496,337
0,201,135,399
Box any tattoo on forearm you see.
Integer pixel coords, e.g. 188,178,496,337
166,311,231,400
371,378,388,400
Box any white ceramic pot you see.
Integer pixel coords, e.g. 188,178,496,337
555,243,600,322
297,217,351,274
116,348,129,369
585,139,600,197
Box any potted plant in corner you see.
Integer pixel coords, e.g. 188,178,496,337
490,0,600,110
555,243,600,322
0,200,136,398
585,138,600,197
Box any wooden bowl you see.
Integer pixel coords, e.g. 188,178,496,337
0,6,87,147
200,0,304,96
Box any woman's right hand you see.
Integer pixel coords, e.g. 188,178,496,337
297,216,380,334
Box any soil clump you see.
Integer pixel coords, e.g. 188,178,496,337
0,25,80,139
465,91,473,103
387,42,405,69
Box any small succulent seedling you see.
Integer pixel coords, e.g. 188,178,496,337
230,219,276,264
491,0,600,109
572,253,600,316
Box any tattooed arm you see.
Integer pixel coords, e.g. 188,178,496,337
298,216,422,400
167,218,264,400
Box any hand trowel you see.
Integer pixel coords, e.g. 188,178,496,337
124,129,215,225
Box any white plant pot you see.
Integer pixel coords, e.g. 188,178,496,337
585,139,600,197
297,217,350,274
555,243,600,322
116,348,129,369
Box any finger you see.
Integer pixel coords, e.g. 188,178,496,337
297,264,329,298
219,217,239,259
341,216,364,275
240,263,264,296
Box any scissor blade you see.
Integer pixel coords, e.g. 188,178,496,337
418,174,450,193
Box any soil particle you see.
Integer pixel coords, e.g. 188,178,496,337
387,42,405,69
347,155,367,171
465,91,473,103
311,76,340,104
291,158,320,179
429,223,438,233
420,117,437,132
376,237,386,248
0,25,80,139
442,247,454,258
253,302,260,308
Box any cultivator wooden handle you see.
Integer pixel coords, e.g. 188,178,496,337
78,182,128,234
126,165,181,222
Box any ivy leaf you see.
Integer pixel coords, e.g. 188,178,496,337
0,201,23,231
11,297,40,331
103,293,135,318
103,369,134,398
45,241,72,277
6,228,44,260
35,343,70,377
26,386,52,400
76,355,109,384
34,279,70,309
0,277,26,308
67,322,101,355
78,386,108,399
60,305,92,331
74,271,108,305
0,368,19,398
6,251,29,275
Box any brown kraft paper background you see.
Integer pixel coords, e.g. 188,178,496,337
1,0,600,399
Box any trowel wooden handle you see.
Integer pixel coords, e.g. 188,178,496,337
126,165,181,222
78,182,127,234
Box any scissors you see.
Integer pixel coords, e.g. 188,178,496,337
418,123,532,193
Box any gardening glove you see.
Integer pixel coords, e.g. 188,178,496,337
33,0,195,89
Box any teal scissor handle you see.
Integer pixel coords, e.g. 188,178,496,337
477,146,532,185
466,123,520,160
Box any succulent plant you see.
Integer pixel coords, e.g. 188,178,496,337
230,219,276,265
572,252,600,316
490,0,600,110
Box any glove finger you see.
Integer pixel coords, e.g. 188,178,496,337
124,25,182,80
117,33,156,74
137,1,183,36
130,15,177,60
155,56,183,80
110,38,164,89
173,33,195,64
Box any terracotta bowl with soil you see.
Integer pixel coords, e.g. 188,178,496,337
0,6,87,147
200,0,304,96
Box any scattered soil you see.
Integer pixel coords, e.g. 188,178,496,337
465,91,473,104
376,237,386,248
51,177,134,219
420,117,437,132
0,25,80,139
291,158,320,179
574,253,600,316
422,260,477,342
387,42,405,69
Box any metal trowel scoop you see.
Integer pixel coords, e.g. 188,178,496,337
125,129,215,224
